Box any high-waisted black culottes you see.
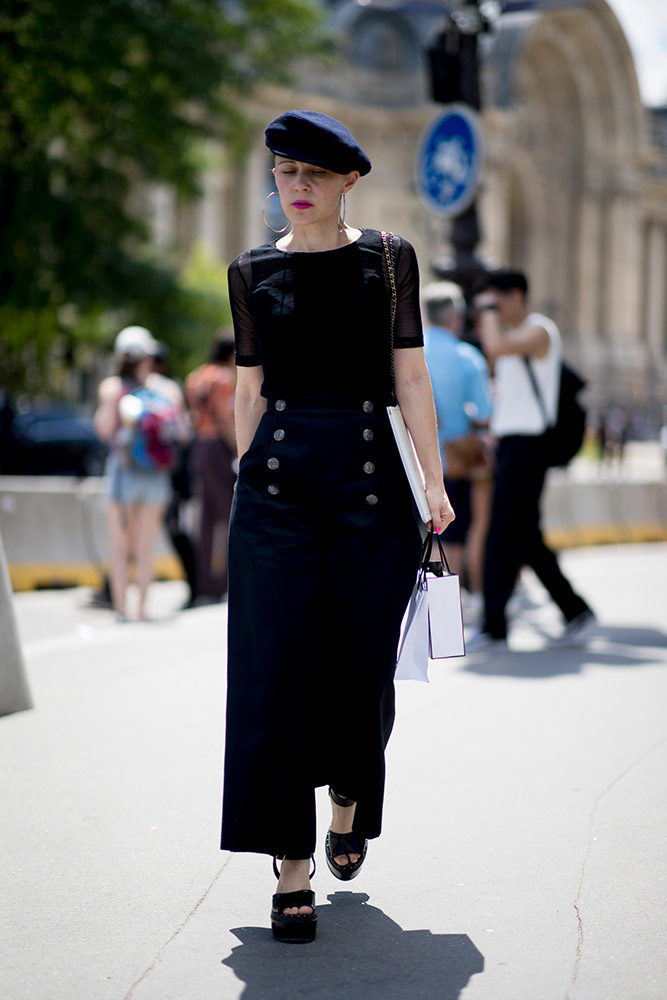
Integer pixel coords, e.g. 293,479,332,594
220,397,421,858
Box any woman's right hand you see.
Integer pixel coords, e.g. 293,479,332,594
425,482,455,535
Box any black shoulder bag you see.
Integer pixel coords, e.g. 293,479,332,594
523,358,587,468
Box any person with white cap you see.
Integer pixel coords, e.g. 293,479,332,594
94,325,179,621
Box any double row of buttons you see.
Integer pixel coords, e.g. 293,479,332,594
271,401,287,479
266,400,379,504
268,409,284,492
268,420,284,494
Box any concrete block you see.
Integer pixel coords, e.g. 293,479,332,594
0,476,180,591
0,531,33,715
1,471,665,590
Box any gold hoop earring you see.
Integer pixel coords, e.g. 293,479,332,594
263,191,291,234
338,192,346,234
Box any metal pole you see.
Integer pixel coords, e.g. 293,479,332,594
429,1,490,312
0,531,33,716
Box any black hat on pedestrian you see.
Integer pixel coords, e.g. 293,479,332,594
265,110,372,177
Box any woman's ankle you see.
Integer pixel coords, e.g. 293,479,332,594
276,858,311,890
331,800,356,834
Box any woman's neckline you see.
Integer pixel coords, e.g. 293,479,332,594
272,229,365,255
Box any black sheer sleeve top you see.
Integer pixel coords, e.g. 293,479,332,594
227,229,423,402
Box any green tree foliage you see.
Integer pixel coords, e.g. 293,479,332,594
0,0,324,394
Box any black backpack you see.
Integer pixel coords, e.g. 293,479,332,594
524,358,587,468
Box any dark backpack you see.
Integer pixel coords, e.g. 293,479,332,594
524,359,587,468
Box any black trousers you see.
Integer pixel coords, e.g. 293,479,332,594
220,398,421,859
483,435,590,639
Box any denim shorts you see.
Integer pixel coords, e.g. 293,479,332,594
106,453,171,506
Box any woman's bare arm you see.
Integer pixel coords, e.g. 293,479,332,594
94,376,121,442
475,293,550,363
394,348,455,534
234,366,266,459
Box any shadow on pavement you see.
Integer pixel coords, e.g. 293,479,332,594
596,625,667,648
462,624,667,679
223,891,484,999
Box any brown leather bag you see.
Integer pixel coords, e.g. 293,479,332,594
443,433,492,481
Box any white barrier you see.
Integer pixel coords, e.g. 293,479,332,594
0,470,665,592
0,476,179,591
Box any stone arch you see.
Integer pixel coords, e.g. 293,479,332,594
485,0,644,166
527,0,645,174
514,24,586,333
483,0,645,352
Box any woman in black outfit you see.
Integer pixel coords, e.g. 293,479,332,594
221,110,454,942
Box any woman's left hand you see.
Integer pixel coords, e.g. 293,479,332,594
425,482,455,535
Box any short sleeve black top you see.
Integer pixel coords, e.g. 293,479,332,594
227,228,423,402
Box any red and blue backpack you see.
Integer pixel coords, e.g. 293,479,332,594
118,384,181,471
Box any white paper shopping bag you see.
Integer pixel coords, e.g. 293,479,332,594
427,572,465,658
395,580,430,682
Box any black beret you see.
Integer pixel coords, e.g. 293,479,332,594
265,110,372,177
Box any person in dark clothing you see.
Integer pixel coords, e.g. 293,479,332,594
151,345,198,609
185,332,237,602
469,270,596,650
221,110,454,942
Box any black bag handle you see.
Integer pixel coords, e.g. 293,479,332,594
419,529,453,579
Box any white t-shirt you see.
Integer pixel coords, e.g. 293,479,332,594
491,312,562,437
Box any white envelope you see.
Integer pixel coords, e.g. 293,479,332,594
386,405,431,523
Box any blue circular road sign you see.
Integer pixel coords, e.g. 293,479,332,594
415,105,484,217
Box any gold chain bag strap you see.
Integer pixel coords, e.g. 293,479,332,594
381,230,398,405
380,231,430,523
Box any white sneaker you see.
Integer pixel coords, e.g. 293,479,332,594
462,590,483,614
551,610,597,647
461,591,483,627
465,630,508,652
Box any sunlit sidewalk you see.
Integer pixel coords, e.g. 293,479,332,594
2,544,667,1000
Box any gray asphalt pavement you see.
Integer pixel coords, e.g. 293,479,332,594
2,543,666,1000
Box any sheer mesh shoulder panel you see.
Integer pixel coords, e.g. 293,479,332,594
228,252,261,366
393,238,424,349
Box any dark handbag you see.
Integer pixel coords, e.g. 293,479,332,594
523,358,587,468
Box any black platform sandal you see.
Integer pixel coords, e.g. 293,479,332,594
271,856,317,943
325,788,368,882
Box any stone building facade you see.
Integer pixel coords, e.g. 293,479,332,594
151,0,667,420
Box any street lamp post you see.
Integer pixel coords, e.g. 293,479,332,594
427,2,491,306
